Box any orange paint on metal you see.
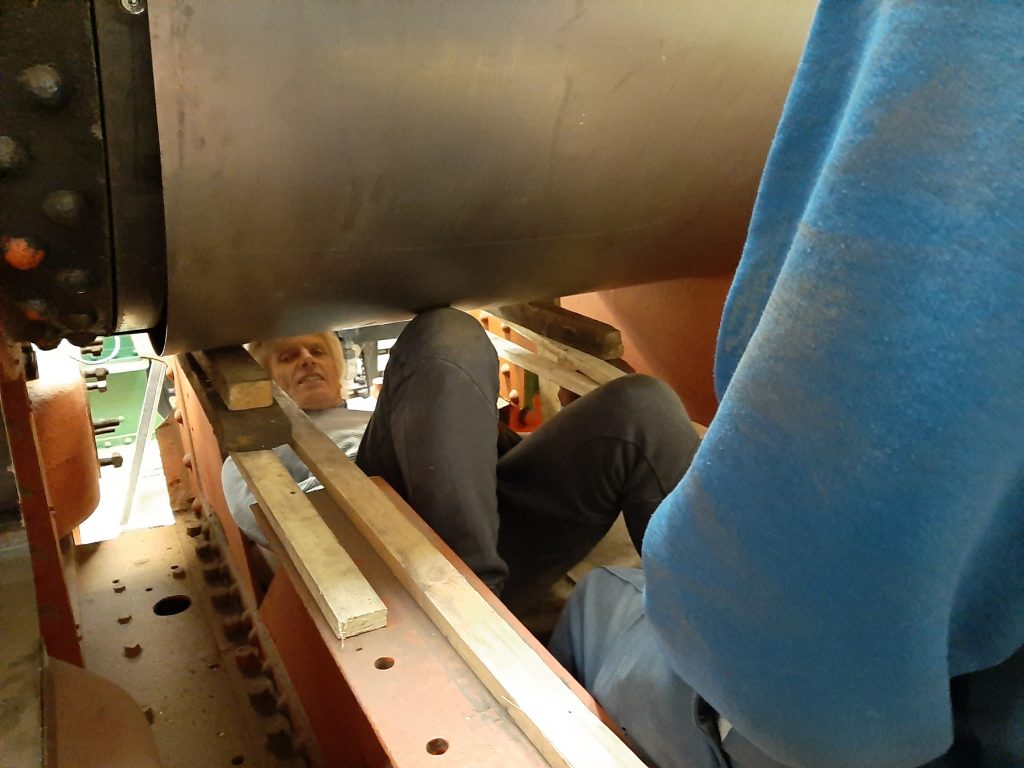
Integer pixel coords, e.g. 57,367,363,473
3,237,45,270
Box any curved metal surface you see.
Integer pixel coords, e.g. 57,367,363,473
149,0,816,353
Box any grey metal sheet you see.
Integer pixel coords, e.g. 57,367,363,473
149,1,815,353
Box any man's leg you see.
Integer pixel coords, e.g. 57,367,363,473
549,567,728,768
496,374,699,609
356,308,508,592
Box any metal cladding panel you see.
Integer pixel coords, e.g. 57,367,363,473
149,1,816,353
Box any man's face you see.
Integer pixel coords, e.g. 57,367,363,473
267,335,342,410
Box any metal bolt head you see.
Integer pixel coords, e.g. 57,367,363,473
56,268,93,293
113,583,127,593
43,190,85,225
117,614,132,624
19,64,66,107
0,136,28,174
120,0,146,14
142,704,155,724
170,564,186,579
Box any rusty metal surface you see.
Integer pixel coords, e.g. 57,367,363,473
74,523,308,768
148,0,816,353
0,0,114,348
259,490,554,768
0,342,83,666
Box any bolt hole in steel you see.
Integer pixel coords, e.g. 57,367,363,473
112,579,120,584
145,587,153,592
374,657,395,670
231,756,244,766
153,595,192,616
426,738,449,756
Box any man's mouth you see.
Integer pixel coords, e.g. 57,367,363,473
298,373,325,385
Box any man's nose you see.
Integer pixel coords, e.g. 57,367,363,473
298,348,315,365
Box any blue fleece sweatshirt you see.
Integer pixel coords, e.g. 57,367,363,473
643,3,1023,767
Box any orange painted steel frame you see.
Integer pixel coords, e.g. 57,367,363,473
172,357,617,767
0,342,82,666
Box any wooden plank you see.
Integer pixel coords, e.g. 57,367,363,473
176,353,291,453
275,389,647,768
231,449,387,640
486,320,709,438
487,332,602,397
491,303,624,359
192,347,272,411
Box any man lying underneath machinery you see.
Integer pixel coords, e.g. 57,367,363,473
1,1,1021,768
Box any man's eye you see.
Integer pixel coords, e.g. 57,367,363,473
278,353,295,363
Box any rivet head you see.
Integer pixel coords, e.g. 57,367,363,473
57,268,93,292
19,64,66,107
117,614,132,624
43,190,85,225
2,236,45,270
0,136,28,174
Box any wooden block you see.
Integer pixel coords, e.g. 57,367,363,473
491,303,624,360
193,347,273,411
176,353,291,453
275,389,647,768
231,449,387,640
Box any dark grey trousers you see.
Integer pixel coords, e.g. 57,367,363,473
355,307,700,606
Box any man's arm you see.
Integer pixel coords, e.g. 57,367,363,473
643,3,1024,767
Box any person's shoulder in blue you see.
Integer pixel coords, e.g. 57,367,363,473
549,2,1024,767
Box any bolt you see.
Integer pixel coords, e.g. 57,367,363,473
195,540,219,562
223,613,253,643
170,564,186,579
42,190,85,225
99,453,122,468
141,704,155,724
500,363,511,376
117,614,132,624
508,388,521,406
123,643,142,658
57,268,92,292
247,679,278,715
120,0,146,14
182,453,193,470
263,715,294,758
0,136,28,174
234,645,263,676
19,65,66,107
173,409,184,425
113,584,126,596
201,562,228,585
19,299,50,322
3,237,46,271
87,380,109,393
67,331,98,348
211,585,240,613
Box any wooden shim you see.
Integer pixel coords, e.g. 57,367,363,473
491,303,624,360
487,333,602,398
231,449,387,640
275,389,647,768
177,353,291,452
486,319,709,438
192,347,272,411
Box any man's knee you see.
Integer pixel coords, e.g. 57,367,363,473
393,308,494,369
593,375,690,431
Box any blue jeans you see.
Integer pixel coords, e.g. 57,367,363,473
550,567,1024,768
